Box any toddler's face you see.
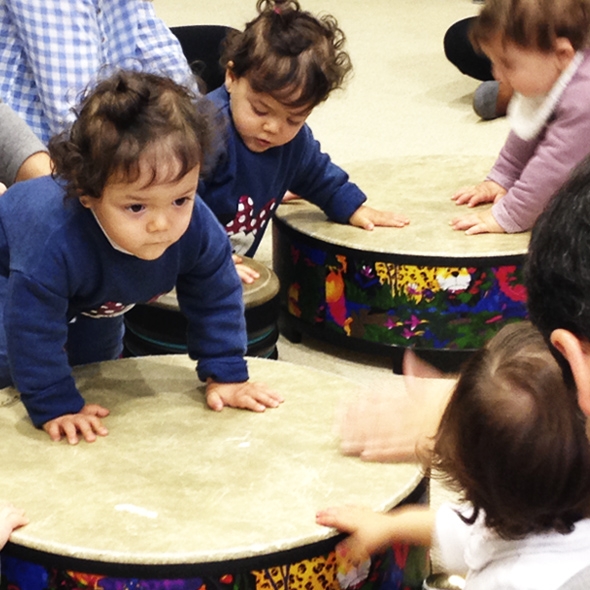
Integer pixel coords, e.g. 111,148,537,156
80,161,200,260
481,34,574,98
225,70,312,152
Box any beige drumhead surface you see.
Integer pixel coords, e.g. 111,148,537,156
154,256,279,311
274,156,530,258
1,356,423,566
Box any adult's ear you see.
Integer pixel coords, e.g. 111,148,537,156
550,329,590,417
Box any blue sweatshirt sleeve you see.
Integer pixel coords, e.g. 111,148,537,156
288,125,367,223
5,272,85,427
176,198,249,383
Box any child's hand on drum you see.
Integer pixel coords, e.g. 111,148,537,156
0,500,28,548
316,505,385,565
232,254,260,284
450,208,505,235
316,504,434,562
451,180,507,207
42,403,110,444
205,379,284,412
349,205,409,230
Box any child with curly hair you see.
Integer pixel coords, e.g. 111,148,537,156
199,0,409,283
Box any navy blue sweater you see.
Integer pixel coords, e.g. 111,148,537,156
199,86,366,257
0,176,248,427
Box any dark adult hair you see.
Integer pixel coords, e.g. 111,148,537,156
428,322,590,540
49,70,214,200
470,0,590,52
526,156,590,383
220,0,352,108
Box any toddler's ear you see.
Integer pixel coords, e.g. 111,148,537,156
79,195,93,209
402,349,443,380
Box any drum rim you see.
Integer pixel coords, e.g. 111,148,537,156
273,212,527,266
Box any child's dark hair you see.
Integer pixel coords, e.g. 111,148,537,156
470,0,590,52
428,322,590,540
220,0,352,108
49,70,214,200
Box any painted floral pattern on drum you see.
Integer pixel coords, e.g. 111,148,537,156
279,241,527,351
0,545,426,590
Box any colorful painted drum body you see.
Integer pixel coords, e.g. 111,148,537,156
1,356,427,590
124,256,280,359
273,157,530,370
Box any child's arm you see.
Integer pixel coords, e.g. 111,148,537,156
315,505,434,565
348,205,410,230
0,500,28,549
451,180,507,207
205,378,283,412
43,403,110,445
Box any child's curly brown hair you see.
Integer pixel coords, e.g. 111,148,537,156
49,70,214,200
220,0,352,109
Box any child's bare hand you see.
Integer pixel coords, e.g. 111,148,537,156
349,205,409,230
451,180,507,207
42,403,110,444
0,501,28,548
450,208,505,235
205,379,284,412
315,505,389,564
232,254,260,284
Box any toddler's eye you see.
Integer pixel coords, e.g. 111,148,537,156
252,106,267,117
127,204,144,213
174,197,191,207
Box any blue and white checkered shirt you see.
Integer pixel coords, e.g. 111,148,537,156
0,0,199,144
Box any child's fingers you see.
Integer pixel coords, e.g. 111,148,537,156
43,419,65,442
206,381,283,412
0,504,28,529
81,403,110,418
449,214,479,232
205,389,224,412
451,186,478,203
235,382,283,411
236,263,260,284
77,415,108,442
350,207,409,230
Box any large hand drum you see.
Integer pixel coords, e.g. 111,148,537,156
1,355,428,589
124,256,280,359
273,156,530,371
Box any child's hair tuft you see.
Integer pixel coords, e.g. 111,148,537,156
220,0,352,108
49,70,216,200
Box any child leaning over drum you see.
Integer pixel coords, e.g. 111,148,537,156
199,0,409,283
0,70,283,445
450,0,590,235
317,322,590,590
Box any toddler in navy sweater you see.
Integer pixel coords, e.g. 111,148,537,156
199,0,409,283
0,71,282,444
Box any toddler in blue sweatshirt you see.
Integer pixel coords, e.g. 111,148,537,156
199,0,410,283
0,71,283,444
